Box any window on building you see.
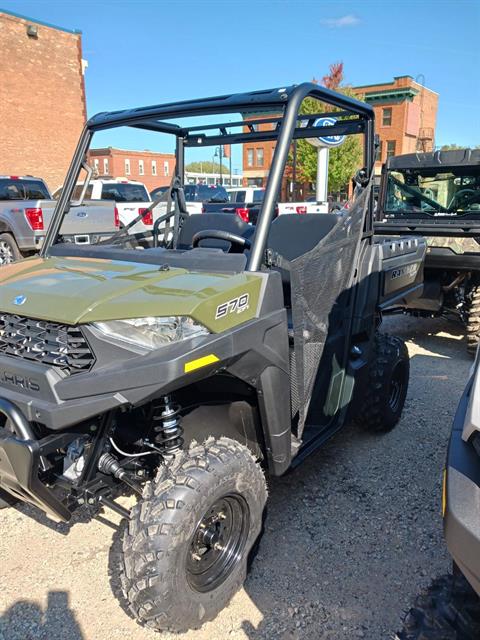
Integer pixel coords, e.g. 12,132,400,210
375,141,383,162
386,140,396,158
382,108,392,127
93,158,99,173
125,159,130,175
139,160,144,176
152,160,157,176
247,148,254,167
256,148,264,167
103,159,109,175
164,161,169,177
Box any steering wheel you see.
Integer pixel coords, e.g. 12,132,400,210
192,229,251,253
451,189,476,207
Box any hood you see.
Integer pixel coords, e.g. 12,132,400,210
0,257,262,332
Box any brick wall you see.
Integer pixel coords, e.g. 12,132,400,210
354,76,438,172
88,148,176,192
242,116,277,186
0,11,86,192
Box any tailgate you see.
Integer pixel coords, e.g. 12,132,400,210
56,200,116,236
375,235,426,310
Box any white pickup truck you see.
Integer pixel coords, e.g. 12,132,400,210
0,175,117,264
277,200,329,215
54,178,155,232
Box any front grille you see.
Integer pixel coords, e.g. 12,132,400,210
0,314,95,375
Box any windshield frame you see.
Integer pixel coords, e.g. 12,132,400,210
41,83,375,271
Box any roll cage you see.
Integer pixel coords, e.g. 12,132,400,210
42,82,375,271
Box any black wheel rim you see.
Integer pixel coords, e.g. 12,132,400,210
389,362,405,413
186,494,250,593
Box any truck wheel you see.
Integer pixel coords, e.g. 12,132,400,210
466,285,480,355
356,333,409,432
120,437,267,632
396,574,480,639
0,233,22,265
0,488,17,509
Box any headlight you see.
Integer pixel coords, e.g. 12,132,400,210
93,316,209,350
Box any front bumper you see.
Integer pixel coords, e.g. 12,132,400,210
0,399,72,520
444,380,480,596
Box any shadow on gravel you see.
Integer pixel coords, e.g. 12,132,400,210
0,591,84,640
386,315,467,359
12,502,94,535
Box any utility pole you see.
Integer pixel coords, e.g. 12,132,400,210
219,145,223,185
292,139,297,202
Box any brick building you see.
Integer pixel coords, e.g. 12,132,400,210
242,115,277,187
353,76,438,175
241,76,439,187
0,10,87,191
88,148,176,192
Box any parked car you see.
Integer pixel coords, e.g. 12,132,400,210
277,201,329,215
54,178,154,232
227,186,265,205
397,350,480,639
150,185,169,200
0,175,116,263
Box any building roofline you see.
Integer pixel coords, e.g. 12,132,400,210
89,147,175,156
354,75,438,95
0,8,81,34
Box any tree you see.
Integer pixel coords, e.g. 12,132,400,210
185,161,228,173
293,63,363,193
440,144,480,150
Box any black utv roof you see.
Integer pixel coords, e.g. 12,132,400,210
386,148,480,170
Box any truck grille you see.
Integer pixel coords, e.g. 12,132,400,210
0,314,95,375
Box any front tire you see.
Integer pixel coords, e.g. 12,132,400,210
120,437,267,632
466,284,480,356
356,333,409,432
396,573,480,639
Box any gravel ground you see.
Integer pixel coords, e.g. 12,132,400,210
0,316,472,640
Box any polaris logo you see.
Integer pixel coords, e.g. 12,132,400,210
0,371,40,392
13,295,26,306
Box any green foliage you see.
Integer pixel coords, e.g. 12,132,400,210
440,144,480,150
185,161,229,173
294,83,363,192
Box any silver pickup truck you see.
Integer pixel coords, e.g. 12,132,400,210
0,175,117,264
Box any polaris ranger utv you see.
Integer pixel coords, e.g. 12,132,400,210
397,351,480,639
0,83,425,632
375,149,480,354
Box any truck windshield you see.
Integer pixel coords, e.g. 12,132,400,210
184,185,228,203
101,183,150,202
0,178,50,200
385,168,480,216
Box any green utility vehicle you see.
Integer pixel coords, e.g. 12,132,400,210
375,149,480,354
0,84,425,632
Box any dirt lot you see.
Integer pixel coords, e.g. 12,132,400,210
0,316,472,640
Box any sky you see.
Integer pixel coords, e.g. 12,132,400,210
1,0,479,172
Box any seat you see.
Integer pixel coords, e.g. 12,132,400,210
267,214,339,308
177,213,253,250
267,214,339,262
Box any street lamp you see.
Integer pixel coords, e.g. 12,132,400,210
213,146,223,185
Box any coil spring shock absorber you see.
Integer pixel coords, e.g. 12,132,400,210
152,395,184,455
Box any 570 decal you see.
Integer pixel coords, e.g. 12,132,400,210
215,293,250,320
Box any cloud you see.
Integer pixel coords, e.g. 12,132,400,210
320,14,360,28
